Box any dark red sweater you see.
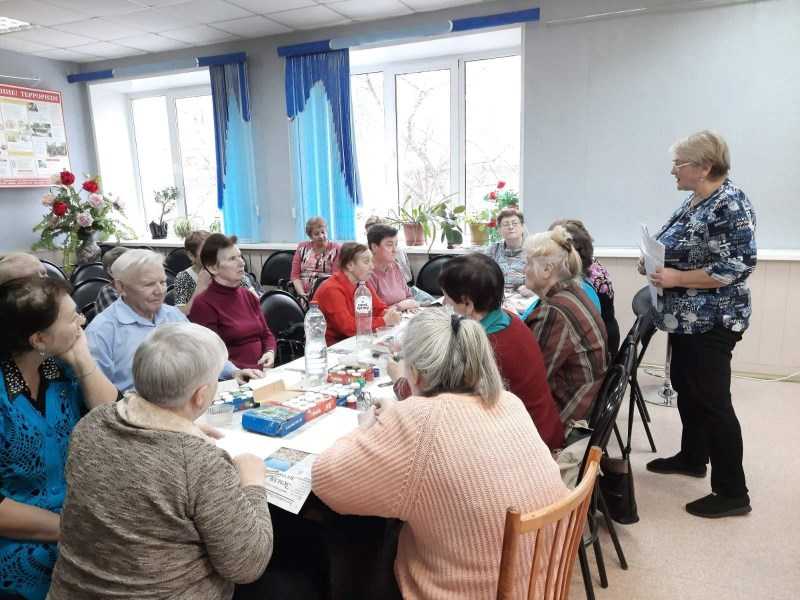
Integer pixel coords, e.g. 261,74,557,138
188,279,276,370
395,313,564,450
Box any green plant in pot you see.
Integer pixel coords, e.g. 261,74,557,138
173,217,193,239
465,210,495,247
150,186,178,239
386,195,434,247
430,198,465,250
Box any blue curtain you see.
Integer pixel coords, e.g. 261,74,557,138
285,49,361,241
209,61,260,241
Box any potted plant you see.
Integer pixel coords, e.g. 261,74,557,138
465,210,495,247
387,195,433,247
150,186,178,239
173,217,193,239
33,170,134,272
430,197,465,250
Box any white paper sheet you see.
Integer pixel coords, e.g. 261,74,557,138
640,224,665,307
281,407,359,455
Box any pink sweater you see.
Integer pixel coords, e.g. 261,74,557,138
312,391,568,599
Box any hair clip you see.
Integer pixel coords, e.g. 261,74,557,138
451,313,465,334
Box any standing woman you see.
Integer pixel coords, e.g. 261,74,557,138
0,277,117,599
644,130,756,519
290,217,341,298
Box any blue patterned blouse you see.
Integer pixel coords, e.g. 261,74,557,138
654,179,756,335
0,357,84,600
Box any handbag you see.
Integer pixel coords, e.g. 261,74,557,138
598,454,640,524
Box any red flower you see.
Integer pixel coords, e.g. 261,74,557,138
497,181,506,189
60,170,75,185
82,180,99,193
488,219,497,228
52,201,68,217
488,191,497,200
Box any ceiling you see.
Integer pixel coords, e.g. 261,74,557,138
0,0,489,64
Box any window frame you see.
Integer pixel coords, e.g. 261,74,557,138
350,44,522,215
127,84,214,226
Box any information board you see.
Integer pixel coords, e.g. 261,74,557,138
0,83,70,188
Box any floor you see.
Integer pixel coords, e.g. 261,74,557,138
568,371,800,600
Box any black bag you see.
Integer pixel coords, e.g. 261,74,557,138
599,454,640,524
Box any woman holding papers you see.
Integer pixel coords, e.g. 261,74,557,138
643,130,756,519
313,309,567,599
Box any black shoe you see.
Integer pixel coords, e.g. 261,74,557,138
685,493,751,518
646,454,707,478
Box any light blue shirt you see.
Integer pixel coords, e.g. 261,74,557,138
86,298,236,392
520,279,601,321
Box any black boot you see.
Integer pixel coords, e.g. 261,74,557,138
646,454,707,478
685,493,751,518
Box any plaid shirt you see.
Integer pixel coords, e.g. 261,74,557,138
526,280,608,427
94,283,119,314
654,179,756,335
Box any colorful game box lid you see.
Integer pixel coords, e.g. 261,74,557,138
241,405,305,437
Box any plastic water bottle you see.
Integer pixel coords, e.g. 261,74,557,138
354,281,373,347
304,301,328,384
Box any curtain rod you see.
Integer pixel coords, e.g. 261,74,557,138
0,75,41,83
544,0,766,26
66,52,247,84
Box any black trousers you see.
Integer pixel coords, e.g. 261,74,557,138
669,327,748,498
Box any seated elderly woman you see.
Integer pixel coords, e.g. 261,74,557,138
523,226,608,434
0,277,116,599
87,249,259,392
315,242,401,345
189,234,276,370
48,323,274,599
389,253,564,450
0,252,47,284
313,309,567,598
290,217,341,298
482,208,534,296
366,224,418,311
550,219,620,357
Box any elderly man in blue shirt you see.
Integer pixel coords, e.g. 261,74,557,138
86,249,262,393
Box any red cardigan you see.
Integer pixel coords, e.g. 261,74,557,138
188,279,276,370
394,312,564,450
315,271,388,346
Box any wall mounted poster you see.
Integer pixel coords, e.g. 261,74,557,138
0,83,70,188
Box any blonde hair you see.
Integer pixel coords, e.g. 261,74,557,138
305,217,327,238
669,130,730,178
524,226,583,282
402,308,502,406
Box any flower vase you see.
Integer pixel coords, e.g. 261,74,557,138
149,221,168,240
402,223,425,246
469,223,489,247
76,229,101,265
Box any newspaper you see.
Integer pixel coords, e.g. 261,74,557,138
640,224,665,307
263,447,316,514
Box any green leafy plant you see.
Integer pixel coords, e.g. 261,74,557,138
153,186,179,226
387,193,465,252
173,217,193,239
209,219,222,233
32,170,134,272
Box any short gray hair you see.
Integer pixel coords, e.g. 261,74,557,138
133,323,228,408
111,249,164,283
669,130,730,178
101,246,128,274
402,308,502,406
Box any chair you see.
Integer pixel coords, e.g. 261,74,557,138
71,262,109,286
164,248,192,274
81,302,97,327
72,278,111,318
164,267,177,289
38,259,66,281
260,290,306,366
164,286,176,306
496,447,602,600
576,365,629,600
308,274,331,302
260,251,295,290
415,255,450,297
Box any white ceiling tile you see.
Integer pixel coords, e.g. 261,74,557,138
330,0,413,21
4,27,97,48
402,0,482,9
269,5,351,30
160,24,238,44
114,33,191,52
71,41,147,58
227,0,315,13
46,0,145,17
0,0,91,27
109,8,193,32
0,36,55,54
52,18,146,41
32,47,100,62
133,0,192,6
156,0,254,24
211,15,291,37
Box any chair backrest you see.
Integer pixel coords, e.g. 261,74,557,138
164,247,192,274
308,273,331,302
496,447,602,600
260,251,295,286
81,302,97,327
72,278,111,314
164,267,177,289
259,290,306,337
164,285,176,306
415,255,450,297
631,285,653,318
39,259,66,281
71,262,108,286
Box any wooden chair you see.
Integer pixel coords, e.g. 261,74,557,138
497,447,602,600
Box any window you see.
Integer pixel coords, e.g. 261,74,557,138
130,87,219,232
351,41,521,232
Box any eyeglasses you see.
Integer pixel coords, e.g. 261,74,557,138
672,161,693,170
501,221,522,229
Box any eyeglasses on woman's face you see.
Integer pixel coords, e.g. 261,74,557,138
500,220,522,229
